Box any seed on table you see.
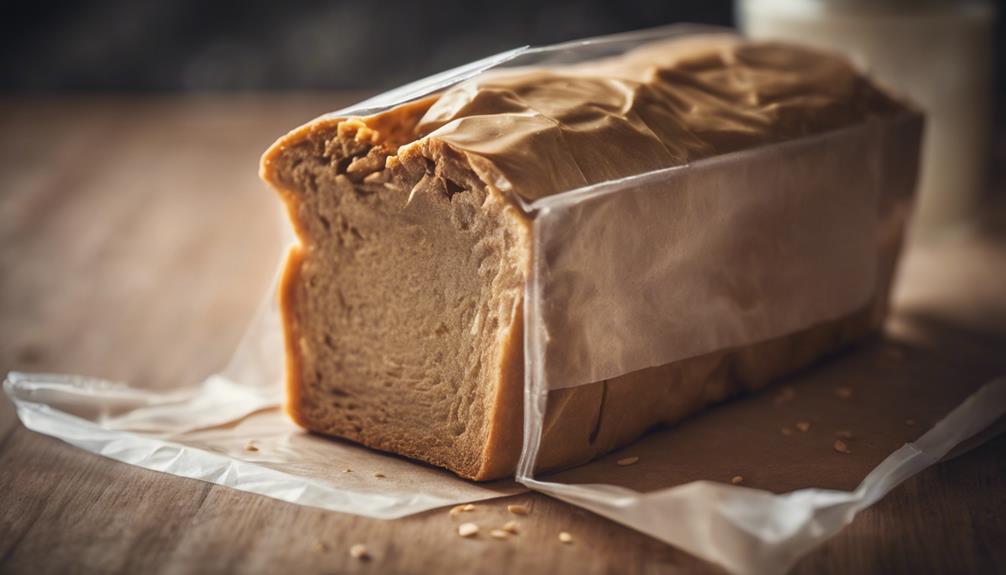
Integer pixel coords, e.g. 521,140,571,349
349,544,370,560
507,504,529,515
458,523,479,537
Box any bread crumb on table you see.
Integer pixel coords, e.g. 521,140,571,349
616,456,639,466
244,441,259,452
490,529,510,540
313,542,329,553
796,421,811,432
349,544,370,560
502,520,519,534
781,427,793,436
834,439,852,454
373,472,386,478
731,475,744,485
458,523,480,537
558,532,574,544
449,503,477,517
507,504,530,515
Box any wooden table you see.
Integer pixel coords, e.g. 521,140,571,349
1,95,1004,574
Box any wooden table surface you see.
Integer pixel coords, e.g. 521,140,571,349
1,95,1004,575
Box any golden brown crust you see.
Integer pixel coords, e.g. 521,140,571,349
473,301,525,480
278,245,309,429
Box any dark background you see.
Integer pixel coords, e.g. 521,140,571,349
1,0,1002,121
1,1,730,91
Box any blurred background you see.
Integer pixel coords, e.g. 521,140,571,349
0,0,1002,237
2,1,735,92
0,1,997,101
0,1,999,106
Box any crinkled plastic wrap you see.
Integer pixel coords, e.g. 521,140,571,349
4,25,1006,575
524,118,909,390
512,98,955,574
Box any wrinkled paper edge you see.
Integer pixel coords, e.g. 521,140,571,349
2,372,494,519
518,375,1005,575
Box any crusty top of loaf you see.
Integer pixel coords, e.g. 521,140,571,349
264,34,905,205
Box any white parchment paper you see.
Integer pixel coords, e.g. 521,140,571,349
5,25,1005,575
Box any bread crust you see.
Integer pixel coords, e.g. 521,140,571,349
278,244,309,431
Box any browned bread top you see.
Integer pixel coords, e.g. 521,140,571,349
264,34,905,205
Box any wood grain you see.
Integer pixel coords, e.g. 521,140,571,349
1,95,1004,575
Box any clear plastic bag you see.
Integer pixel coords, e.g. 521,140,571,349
510,93,1005,573
5,24,1005,575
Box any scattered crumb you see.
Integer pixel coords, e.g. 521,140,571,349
834,387,853,400
502,520,519,534
244,441,259,452
834,430,853,439
774,386,796,405
349,544,370,560
616,456,639,466
834,440,851,454
796,421,811,433
781,427,793,436
458,523,479,538
507,504,530,515
314,542,329,553
558,532,574,544
343,468,352,473
373,472,386,479
905,418,916,427
490,529,510,540
731,475,744,485
449,503,476,517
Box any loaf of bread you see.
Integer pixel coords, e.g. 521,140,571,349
260,35,909,481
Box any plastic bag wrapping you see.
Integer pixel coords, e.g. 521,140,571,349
3,24,1005,573
510,64,1005,574
525,117,907,389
